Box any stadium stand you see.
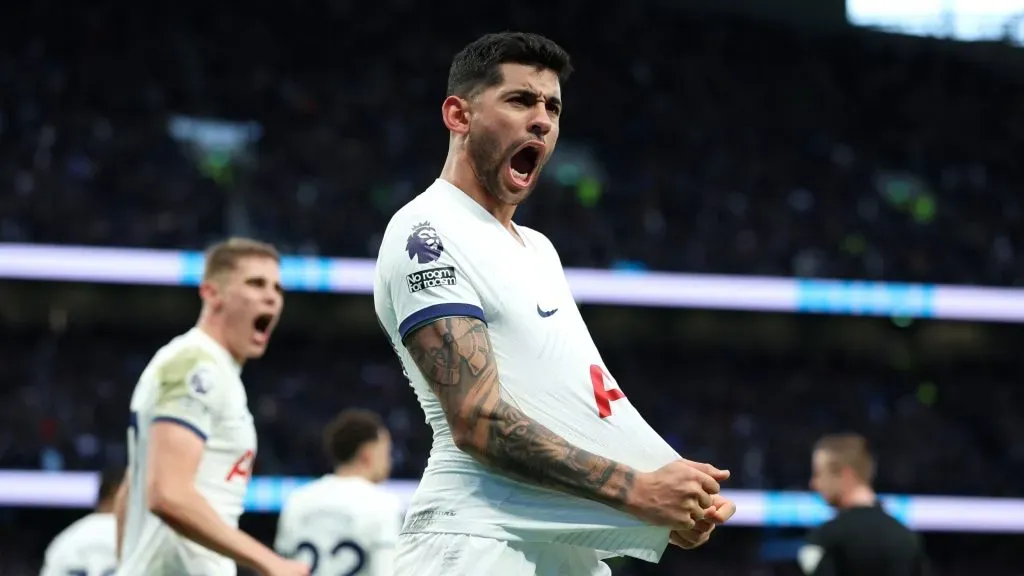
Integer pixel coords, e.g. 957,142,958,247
3,0,1024,573
1,328,1022,498
1,0,1022,284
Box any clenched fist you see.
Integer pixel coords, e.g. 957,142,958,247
628,459,730,531
670,493,737,550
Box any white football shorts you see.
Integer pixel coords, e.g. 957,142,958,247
395,532,613,576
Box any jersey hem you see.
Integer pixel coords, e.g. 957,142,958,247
399,303,486,340
398,520,666,564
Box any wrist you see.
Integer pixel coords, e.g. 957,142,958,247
605,465,644,512
247,543,281,572
622,470,653,516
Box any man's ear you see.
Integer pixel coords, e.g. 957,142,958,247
442,95,471,135
199,279,221,310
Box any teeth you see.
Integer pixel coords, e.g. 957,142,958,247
512,169,528,180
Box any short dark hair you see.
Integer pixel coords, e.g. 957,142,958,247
323,409,386,466
815,433,876,484
97,468,124,503
447,32,573,98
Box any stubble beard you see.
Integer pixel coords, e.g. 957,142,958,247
467,124,529,206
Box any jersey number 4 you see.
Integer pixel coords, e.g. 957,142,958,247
590,364,626,419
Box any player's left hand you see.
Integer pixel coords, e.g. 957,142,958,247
705,493,736,524
669,494,736,550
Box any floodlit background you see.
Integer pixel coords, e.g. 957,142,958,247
1,0,1023,574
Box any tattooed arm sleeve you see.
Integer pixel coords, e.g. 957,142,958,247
404,316,638,510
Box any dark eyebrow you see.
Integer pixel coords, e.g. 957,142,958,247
506,88,562,110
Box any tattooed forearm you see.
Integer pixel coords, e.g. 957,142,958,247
405,316,637,509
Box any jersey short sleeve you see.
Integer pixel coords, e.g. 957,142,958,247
798,525,835,576
39,537,67,576
40,542,113,576
151,348,225,441
379,219,486,340
40,517,117,576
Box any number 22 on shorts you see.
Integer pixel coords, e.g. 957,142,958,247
590,364,626,419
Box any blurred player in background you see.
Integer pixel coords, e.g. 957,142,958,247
800,433,929,576
374,32,736,575
275,409,401,576
39,468,123,576
116,238,309,576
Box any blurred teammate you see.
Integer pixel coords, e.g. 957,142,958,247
275,409,401,576
40,468,123,576
116,238,308,576
800,433,929,576
373,32,736,575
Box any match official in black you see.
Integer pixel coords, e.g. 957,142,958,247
798,433,929,576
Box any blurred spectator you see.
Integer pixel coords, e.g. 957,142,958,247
1,327,1021,499
1,1,1022,284
4,2,1024,574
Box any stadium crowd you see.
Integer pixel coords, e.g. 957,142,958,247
4,0,1024,574
2,325,1023,574
2,0,1023,285
2,328,1021,500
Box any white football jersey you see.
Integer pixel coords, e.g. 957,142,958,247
373,179,681,563
274,476,401,576
117,328,257,576
40,512,117,576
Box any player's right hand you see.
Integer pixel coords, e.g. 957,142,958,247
630,459,728,531
258,556,311,576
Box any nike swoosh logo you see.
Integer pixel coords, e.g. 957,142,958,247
537,305,559,318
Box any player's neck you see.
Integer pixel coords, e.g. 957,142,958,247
440,150,517,228
95,499,114,514
841,485,877,509
333,464,376,483
196,314,245,366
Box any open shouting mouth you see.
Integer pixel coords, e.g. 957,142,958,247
252,313,274,345
507,142,544,190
